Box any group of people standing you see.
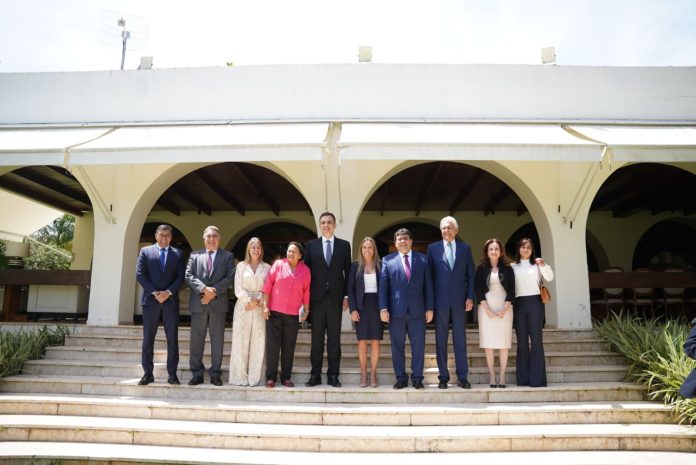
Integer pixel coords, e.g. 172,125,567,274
135,213,554,390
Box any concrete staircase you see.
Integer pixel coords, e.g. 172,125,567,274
0,324,694,464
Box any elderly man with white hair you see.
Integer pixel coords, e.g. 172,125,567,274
427,216,476,389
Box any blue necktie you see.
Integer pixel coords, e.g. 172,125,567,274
159,248,166,271
446,242,454,269
325,240,332,265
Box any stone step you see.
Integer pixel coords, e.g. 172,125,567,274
64,334,609,352
0,375,646,403
1,415,693,453
69,325,600,340
21,359,627,384
0,393,673,426
44,345,627,368
3,443,695,465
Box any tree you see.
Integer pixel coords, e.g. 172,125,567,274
0,240,7,269
31,214,75,250
23,244,70,270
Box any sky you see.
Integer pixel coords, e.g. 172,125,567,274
0,0,694,73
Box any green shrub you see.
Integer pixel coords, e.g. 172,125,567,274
0,325,70,378
595,312,696,424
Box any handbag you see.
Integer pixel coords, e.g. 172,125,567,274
538,266,551,304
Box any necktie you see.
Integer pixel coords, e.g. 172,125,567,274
325,239,332,265
403,254,411,282
207,250,214,275
159,248,166,271
446,242,454,269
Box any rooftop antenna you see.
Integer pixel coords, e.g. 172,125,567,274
99,10,150,70
117,17,130,70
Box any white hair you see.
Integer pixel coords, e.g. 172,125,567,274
440,216,459,230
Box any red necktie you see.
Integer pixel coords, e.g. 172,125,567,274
403,254,411,282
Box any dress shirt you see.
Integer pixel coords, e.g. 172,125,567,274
400,250,413,275
262,259,311,316
322,235,335,262
206,249,218,273
443,240,456,259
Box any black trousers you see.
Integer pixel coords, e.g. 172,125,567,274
265,310,299,382
309,295,343,377
514,295,547,387
142,303,179,377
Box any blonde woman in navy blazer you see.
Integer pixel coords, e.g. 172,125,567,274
348,237,383,388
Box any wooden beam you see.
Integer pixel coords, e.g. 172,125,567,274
449,170,484,215
415,162,443,216
588,271,696,288
169,184,212,216
484,185,511,216
0,270,91,286
0,177,84,217
12,169,91,206
233,164,280,216
194,170,245,216
155,195,181,216
516,202,528,216
378,180,390,216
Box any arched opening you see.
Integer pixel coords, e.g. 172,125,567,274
587,162,696,320
373,222,442,258
0,165,95,322
130,162,315,324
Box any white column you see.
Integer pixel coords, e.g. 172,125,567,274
70,212,94,270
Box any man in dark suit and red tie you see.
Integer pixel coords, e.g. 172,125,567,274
427,216,475,389
185,226,235,387
379,228,434,389
303,212,352,388
136,224,186,385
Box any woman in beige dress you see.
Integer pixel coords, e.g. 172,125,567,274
229,237,270,386
475,238,515,388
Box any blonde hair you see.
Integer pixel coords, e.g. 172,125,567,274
244,237,263,263
357,236,381,275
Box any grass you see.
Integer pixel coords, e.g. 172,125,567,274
0,325,70,378
595,312,696,424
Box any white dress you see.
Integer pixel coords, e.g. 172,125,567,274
229,261,270,386
478,271,513,349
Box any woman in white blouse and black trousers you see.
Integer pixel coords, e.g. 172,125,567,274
511,237,554,387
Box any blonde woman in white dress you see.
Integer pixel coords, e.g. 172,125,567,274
475,238,515,388
229,237,270,386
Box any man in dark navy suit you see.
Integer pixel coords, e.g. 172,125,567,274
427,216,475,389
679,318,696,398
379,228,434,389
136,224,186,385
303,212,352,387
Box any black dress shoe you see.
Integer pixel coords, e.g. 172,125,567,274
438,380,448,389
138,373,154,385
498,384,506,388
305,375,322,387
210,376,223,386
188,376,204,386
167,375,180,385
327,376,342,387
457,379,472,389
490,384,498,388
393,380,408,389
412,380,425,389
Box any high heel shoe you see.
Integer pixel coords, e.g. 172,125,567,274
359,372,369,388
370,371,378,388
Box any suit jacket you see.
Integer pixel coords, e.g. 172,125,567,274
185,248,235,314
427,240,475,311
136,244,185,308
474,263,516,303
303,236,351,303
378,251,434,318
347,261,381,313
679,324,696,398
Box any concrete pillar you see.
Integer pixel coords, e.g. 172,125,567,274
70,212,93,270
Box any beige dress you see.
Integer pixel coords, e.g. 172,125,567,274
229,261,270,386
478,271,513,349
